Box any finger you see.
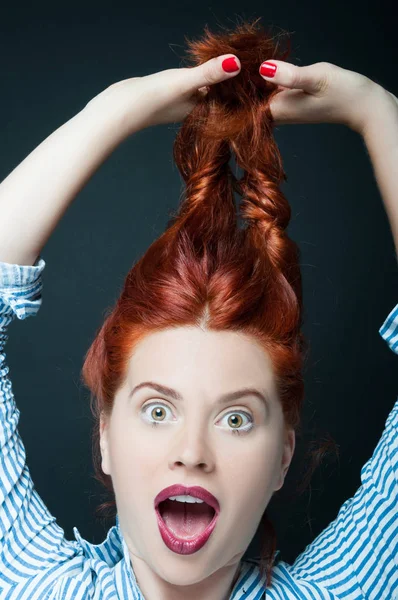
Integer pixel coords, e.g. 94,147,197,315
197,85,210,96
186,54,241,91
259,60,334,95
268,88,324,126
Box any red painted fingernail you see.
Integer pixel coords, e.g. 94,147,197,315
260,62,277,78
222,57,239,73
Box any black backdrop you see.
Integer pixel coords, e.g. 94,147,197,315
0,0,396,567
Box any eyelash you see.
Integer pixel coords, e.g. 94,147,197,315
141,402,254,436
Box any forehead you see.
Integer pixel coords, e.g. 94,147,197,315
126,327,276,396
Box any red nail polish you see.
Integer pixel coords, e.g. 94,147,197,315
260,62,277,78
222,57,239,73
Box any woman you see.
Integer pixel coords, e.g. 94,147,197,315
0,20,397,600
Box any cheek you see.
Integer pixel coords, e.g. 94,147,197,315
229,436,282,507
108,420,157,485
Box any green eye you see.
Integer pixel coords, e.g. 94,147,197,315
141,402,254,435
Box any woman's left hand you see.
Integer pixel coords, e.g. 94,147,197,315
258,59,393,135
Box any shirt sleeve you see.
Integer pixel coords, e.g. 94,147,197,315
283,302,398,599
0,257,81,592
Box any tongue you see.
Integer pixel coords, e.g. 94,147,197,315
159,499,215,539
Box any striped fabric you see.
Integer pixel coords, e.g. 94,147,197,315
0,255,396,600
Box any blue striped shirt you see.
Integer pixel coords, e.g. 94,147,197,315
0,255,397,599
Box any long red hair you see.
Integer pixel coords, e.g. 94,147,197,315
82,18,327,588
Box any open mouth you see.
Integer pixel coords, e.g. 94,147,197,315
158,499,216,539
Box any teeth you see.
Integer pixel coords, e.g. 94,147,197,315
168,495,204,503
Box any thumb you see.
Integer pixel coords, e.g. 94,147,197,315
187,54,241,93
259,60,332,95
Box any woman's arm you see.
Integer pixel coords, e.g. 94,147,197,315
361,89,398,262
276,305,398,598
0,55,241,268
257,61,398,262
0,98,139,267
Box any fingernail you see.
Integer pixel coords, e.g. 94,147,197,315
222,57,239,73
260,62,277,78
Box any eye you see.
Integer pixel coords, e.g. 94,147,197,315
141,402,254,436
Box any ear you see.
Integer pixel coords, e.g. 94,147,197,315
99,412,112,476
274,428,296,492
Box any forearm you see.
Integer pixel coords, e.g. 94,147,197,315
361,88,398,262
0,97,136,266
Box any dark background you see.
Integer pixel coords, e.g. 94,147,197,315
0,1,396,566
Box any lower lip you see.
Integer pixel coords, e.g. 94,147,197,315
155,507,219,555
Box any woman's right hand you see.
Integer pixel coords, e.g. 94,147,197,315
258,60,394,136
84,54,242,137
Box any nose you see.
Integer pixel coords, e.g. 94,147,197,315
169,422,215,472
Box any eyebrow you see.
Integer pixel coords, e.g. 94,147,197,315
128,381,270,409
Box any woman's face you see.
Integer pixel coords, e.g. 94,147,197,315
99,326,295,599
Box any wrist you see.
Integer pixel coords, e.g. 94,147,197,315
359,85,398,261
357,84,398,138
83,81,148,143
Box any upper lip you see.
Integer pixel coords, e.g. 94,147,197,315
154,484,220,515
